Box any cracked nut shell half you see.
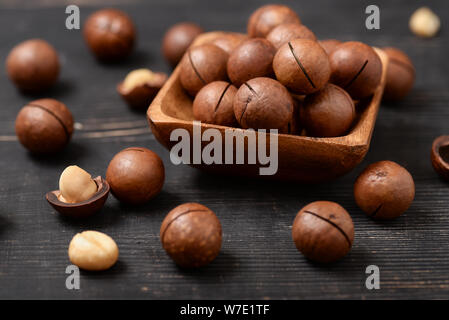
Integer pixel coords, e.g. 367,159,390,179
46,176,110,218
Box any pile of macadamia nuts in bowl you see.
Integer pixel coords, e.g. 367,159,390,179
169,4,406,139
5,2,436,273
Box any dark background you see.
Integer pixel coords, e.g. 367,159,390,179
0,0,448,299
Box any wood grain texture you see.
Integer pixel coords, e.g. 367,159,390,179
0,0,449,299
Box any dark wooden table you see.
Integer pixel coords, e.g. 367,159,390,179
0,0,448,300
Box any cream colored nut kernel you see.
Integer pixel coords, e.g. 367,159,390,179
68,231,119,271
122,68,156,91
409,7,440,38
59,165,98,203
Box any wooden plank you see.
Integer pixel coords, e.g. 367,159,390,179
0,0,448,299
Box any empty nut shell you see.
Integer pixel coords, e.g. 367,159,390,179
292,201,354,263
117,69,168,110
46,176,110,218
160,203,222,268
431,136,449,181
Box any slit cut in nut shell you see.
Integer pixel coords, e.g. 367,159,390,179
117,69,168,111
46,176,110,218
431,136,449,181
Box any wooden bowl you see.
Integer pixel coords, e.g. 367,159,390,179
147,32,388,183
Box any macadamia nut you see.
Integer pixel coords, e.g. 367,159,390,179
122,69,157,91
59,166,98,203
409,7,440,38
68,231,119,271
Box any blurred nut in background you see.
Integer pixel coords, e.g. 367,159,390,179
117,68,168,110
106,147,165,205
382,47,415,101
15,98,74,154
84,8,136,61
69,231,119,271
162,22,203,67
266,23,316,50
210,32,247,55
6,39,60,92
409,7,440,38
247,4,301,38
318,39,342,56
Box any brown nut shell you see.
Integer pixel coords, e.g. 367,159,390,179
210,32,248,55
280,97,302,135
117,72,168,110
15,98,74,154
431,136,449,181
192,81,238,127
46,176,110,218
329,41,382,100
247,4,301,38
319,39,342,56
354,161,415,219
292,201,354,263
83,8,136,61
227,38,276,87
300,83,355,137
273,39,330,94
162,22,204,67
160,203,222,268
233,77,294,132
179,43,229,96
382,47,415,101
266,23,316,50
106,147,165,205
6,39,60,92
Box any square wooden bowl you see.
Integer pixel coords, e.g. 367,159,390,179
147,32,388,183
